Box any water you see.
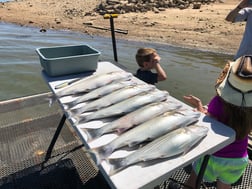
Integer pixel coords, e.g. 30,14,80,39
0,22,233,104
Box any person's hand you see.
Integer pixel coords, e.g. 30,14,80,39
183,95,202,107
152,53,161,64
183,95,207,113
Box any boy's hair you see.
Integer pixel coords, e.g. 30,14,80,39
135,48,156,67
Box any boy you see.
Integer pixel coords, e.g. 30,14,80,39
135,48,167,85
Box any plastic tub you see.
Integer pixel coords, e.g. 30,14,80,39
36,44,100,76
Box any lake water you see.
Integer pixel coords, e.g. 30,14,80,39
0,22,233,104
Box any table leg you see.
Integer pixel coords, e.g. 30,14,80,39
44,114,67,162
195,155,210,189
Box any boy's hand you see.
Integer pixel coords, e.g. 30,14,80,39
152,53,161,64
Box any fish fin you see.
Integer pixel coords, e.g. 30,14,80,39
182,147,191,156
63,103,70,110
66,109,73,118
116,127,129,134
70,107,84,115
107,157,125,176
91,145,114,164
72,115,82,125
84,127,103,142
63,101,76,110
74,114,90,124
128,141,140,148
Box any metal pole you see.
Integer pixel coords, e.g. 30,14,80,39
109,15,118,62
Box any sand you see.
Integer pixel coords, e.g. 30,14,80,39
0,0,243,55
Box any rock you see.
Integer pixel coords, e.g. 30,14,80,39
193,3,201,9
94,0,214,14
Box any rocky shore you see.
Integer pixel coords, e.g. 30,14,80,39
95,0,215,14
0,0,242,55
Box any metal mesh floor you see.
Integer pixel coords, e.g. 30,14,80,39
0,93,110,189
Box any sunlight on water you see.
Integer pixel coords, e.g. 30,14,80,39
0,22,233,104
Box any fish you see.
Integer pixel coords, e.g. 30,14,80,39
55,71,133,97
108,125,209,175
69,84,156,115
64,80,137,109
74,89,169,123
83,101,183,141
91,109,200,163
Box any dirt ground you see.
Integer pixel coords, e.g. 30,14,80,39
0,0,243,55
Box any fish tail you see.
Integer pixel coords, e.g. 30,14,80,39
91,145,114,164
70,107,83,115
107,158,125,176
71,112,89,124
63,101,75,110
63,103,70,110
66,108,83,118
45,94,57,107
72,115,81,125
85,128,103,141
80,114,93,122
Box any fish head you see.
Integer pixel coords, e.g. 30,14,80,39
109,71,133,80
176,109,201,118
187,125,209,137
122,72,133,79
151,90,169,98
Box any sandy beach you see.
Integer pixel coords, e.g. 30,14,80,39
0,0,243,55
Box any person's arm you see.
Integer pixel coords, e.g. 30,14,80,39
226,0,248,22
183,95,208,114
153,53,167,81
155,63,167,81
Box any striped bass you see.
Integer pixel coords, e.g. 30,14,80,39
83,101,182,141
92,109,200,163
64,81,137,109
108,125,209,175
69,84,156,115
74,89,169,123
55,71,133,97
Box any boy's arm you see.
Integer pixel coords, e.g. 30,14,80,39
153,53,167,81
155,63,167,81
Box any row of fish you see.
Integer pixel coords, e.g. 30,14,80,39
54,71,209,176
92,109,201,163
108,125,209,175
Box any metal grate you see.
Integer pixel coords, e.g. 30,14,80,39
0,93,109,189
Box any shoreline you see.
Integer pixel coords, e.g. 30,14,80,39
0,0,242,56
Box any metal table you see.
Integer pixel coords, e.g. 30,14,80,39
42,61,236,189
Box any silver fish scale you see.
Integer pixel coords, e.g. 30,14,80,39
71,84,155,115
109,125,209,175
100,111,200,159
77,90,169,123
64,80,136,108
133,126,208,161
86,102,182,140
56,71,132,97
